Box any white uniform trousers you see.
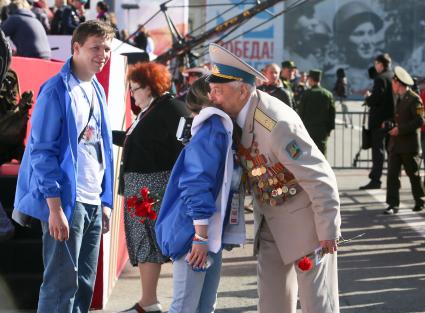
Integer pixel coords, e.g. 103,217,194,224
257,221,340,313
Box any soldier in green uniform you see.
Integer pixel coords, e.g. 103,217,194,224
384,66,425,214
297,69,335,156
280,60,296,109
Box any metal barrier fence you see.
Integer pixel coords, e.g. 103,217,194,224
327,111,373,169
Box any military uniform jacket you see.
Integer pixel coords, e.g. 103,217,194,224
258,84,291,106
239,90,341,264
388,90,424,154
282,79,295,109
365,69,394,129
298,85,335,138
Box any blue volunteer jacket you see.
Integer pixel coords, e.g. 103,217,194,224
155,113,230,260
13,58,114,223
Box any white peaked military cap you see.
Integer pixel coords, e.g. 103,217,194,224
207,43,267,85
393,66,414,86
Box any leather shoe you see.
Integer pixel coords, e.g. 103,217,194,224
119,303,146,313
383,206,399,215
119,303,162,313
359,181,381,190
413,204,424,212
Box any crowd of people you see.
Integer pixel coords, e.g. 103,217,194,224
256,51,425,219
359,53,425,215
1,4,425,313
1,18,343,313
0,0,152,59
257,60,336,156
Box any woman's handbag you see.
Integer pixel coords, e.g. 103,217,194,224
361,105,372,150
362,127,372,150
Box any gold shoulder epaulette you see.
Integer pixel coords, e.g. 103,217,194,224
254,108,277,132
410,89,421,101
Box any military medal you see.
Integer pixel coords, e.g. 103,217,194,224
268,177,274,186
258,180,265,188
277,172,285,181
238,136,300,207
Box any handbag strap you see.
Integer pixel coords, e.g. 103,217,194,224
362,104,368,128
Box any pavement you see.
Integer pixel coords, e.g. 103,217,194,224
93,169,425,313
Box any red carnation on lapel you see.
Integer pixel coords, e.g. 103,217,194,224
297,256,313,271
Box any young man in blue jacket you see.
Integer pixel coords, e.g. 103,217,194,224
12,20,115,313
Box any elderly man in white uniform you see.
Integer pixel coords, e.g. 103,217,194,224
207,43,341,313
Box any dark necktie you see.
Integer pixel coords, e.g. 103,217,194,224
232,120,242,146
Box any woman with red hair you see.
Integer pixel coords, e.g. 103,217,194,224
113,62,187,313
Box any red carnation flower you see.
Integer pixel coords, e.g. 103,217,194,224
148,210,157,220
297,256,313,271
141,187,149,199
126,196,138,208
127,187,160,223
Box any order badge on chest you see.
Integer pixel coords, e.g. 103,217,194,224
238,136,299,207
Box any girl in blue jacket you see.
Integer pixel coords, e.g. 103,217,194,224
156,76,245,312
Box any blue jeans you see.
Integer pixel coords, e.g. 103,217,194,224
38,202,102,313
169,250,222,313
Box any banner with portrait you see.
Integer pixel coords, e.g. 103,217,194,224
283,0,425,97
205,0,284,71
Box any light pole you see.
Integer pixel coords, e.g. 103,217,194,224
121,3,140,33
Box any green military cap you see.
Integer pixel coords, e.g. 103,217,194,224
281,60,297,69
393,66,414,86
308,69,322,82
